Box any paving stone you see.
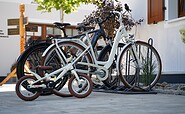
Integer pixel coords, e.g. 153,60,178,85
0,84,185,114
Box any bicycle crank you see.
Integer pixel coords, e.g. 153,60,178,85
94,69,108,81
76,62,109,81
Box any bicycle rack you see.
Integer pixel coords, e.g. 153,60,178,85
93,38,157,94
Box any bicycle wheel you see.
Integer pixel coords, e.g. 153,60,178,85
118,41,162,91
98,43,125,87
68,73,93,98
15,75,41,101
16,42,54,95
41,41,93,97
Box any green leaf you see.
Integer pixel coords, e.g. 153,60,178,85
34,0,101,14
37,5,45,10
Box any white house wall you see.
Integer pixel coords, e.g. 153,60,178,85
63,4,96,24
0,1,60,76
0,2,21,76
122,0,185,74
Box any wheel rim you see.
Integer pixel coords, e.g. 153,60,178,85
16,76,40,101
19,78,38,98
71,77,90,95
119,41,161,91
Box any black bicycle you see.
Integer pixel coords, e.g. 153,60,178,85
16,16,125,96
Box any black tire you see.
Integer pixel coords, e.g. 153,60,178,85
68,73,93,98
16,42,53,95
98,43,125,87
15,76,41,101
41,41,93,97
118,41,162,91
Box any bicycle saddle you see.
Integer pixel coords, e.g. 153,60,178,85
53,22,71,28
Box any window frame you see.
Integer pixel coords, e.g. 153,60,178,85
148,0,164,24
179,0,185,17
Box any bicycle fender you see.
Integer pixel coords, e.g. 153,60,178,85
42,43,55,57
16,42,51,63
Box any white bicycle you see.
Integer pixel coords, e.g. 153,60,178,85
42,10,162,92
16,9,162,101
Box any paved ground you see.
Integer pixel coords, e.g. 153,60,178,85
0,84,185,114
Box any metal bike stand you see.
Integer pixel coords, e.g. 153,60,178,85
93,38,157,94
93,84,158,94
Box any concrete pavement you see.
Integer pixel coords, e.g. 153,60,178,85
0,84,185,114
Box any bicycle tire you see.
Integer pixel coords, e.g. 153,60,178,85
68,73,93,98
118,41,162,91
98,43,125,87
15,75,41,101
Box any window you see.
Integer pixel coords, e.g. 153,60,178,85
179,0,185,17
47,27,61,36
148,0,185,23
148,0,164,24
65,29,78,36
